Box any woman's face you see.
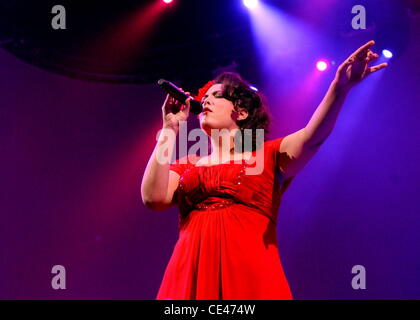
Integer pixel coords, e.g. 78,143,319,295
198,84,247,134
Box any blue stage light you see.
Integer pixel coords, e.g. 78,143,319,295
382,49,393,59
243,0,259,10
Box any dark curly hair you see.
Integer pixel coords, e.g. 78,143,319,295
213,72,271,152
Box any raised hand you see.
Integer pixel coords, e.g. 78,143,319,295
335,40,388,90
161,89,191,134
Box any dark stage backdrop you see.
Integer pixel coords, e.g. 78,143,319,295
0,21,419,300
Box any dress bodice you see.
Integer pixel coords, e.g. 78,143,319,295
169,138,294,225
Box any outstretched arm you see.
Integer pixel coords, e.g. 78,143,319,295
278,40,388,178
304,40,387,146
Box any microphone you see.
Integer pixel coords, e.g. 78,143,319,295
157,79,203,115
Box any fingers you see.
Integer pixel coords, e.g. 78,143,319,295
340,41,379,72
338,57,354,74
162,93,171,115
344,40,375,66
162,93,170,108
183,91,191,103
161,87,192,117
367,62,388,75
366,50,379,63
180,91,191,116
182,98,191,115
162,94,180,116
178,88,191,108
336,41,388,84
353,40,375,59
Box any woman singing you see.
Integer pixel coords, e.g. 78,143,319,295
141,40,387,299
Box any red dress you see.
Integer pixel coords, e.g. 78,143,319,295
156,137,295,300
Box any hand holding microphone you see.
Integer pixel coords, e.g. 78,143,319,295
160,87,192,135
158,79,203,115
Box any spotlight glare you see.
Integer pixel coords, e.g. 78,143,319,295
243,0,259,9
382,49,393,59
316,60,328,71
163,0,173,4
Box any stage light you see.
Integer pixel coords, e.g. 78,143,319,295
382,49,393,59
243,0,259,9
163,0,173,4
250,85,259,92
316,60,328,71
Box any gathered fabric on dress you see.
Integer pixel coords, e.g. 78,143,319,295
156,137,294,300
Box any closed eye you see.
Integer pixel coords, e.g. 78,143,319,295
201,90,223,105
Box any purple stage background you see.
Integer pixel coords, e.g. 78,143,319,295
1,20,419,299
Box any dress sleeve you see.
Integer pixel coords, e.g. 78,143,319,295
265,137,295,192
265,137,284,170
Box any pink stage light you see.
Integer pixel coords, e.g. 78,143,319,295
163,0,173,4
316,60,328,71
